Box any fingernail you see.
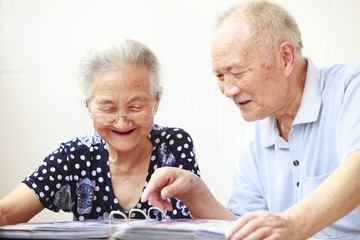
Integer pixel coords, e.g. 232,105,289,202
224,230,232,239
161,189,169,199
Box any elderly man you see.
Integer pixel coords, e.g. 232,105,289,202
142,1,360,239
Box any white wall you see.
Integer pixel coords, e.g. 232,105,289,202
0,0,359,223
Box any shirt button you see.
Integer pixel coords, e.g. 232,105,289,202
293,160,300,167
296,181,300,187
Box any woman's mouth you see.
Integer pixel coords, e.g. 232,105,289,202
112,128,136,136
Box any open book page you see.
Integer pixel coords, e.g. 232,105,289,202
0,208,235,240
0,220,130,239
113,219,236,240
0,207,161,239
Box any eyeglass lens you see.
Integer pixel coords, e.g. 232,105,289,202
94,113,152,125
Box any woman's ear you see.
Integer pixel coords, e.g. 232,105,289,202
152,94,161,115
279,42,296,78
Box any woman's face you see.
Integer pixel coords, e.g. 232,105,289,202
88,65,158,153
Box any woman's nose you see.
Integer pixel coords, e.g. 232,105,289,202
113,115,132,128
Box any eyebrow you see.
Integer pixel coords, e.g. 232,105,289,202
97,95,150,105
96,99,115,105
212,66,234,74
126,95,149,103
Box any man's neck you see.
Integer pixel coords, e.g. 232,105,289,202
276,58,308,141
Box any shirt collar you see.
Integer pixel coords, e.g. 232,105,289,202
262,58,321,148
292,58,321,125
262,116,281,148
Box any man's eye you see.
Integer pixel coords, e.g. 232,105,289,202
233,73,243,78
216,73,224,81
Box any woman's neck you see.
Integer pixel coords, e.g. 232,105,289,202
107,138,153,175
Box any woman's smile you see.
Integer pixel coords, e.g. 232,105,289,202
111,128,136,136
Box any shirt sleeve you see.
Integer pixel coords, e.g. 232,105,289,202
336,69,360,160
23,142,74,213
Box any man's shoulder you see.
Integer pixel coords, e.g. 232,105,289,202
322,62,360,78
318,62,360,95
237,121,259,144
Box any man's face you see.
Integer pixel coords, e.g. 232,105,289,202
211,23,289,121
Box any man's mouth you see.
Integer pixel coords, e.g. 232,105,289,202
238,100,251,106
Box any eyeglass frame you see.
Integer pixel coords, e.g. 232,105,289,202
90,112,154,126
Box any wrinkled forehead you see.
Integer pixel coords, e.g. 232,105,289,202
213,9,249,41
211,14,251,56
89,67,153,99
211,34,253,72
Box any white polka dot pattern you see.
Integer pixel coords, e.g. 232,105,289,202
23,125,200,221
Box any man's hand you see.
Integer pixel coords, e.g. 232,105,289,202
141,167,199,211
225,210,300,240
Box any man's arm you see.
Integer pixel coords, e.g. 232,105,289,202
0,183,44,225
226,150,360,240
141,167,237,220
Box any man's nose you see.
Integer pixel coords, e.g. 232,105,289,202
223,77,241,98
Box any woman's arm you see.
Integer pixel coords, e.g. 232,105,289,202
0,183,44,225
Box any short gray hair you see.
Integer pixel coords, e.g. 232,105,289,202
77,39,162,102
216,0,303,57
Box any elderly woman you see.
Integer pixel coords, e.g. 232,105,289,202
0,39,200,225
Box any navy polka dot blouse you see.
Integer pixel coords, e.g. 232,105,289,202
23,124,200,221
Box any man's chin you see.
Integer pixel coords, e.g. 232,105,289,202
240,113,266,122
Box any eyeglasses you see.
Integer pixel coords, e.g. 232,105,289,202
91,112,154,125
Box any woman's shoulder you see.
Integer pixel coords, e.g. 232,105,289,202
150,124,193,145
77,130,104,147
150,124,197,169
52,130,106,159
151,124,192,138
58,130,103,148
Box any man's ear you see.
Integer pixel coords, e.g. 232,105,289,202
279,42,296,78
85,101,91,114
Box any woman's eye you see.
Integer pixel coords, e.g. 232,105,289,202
129,105,145,112
101,107,117,112
94,108,112,113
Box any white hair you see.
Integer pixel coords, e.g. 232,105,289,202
216,0,303,58
77,39,162,102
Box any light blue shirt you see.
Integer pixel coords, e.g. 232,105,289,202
227,59,360,239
